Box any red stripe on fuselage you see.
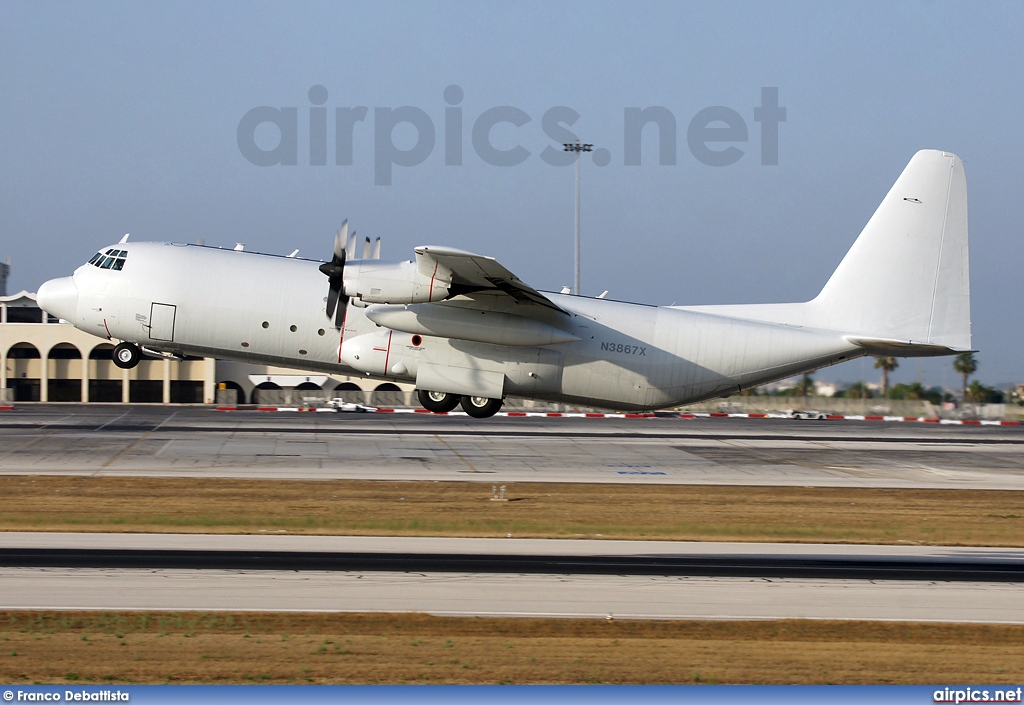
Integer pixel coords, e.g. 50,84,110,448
337,321,345,363
383,330,393,373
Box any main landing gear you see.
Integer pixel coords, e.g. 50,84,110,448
416,389,503,418
460,395,503,419
417,389,461,413
112,342,141,369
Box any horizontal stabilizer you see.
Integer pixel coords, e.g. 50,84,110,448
845,336,974,358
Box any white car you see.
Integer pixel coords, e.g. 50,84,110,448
327,397,378,413
785,409,828,420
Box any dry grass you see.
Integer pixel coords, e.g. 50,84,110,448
1,476,1022,545
1,612,1022,685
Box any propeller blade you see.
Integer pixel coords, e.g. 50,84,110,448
325,280,340,319
334,293,348,328
363,236,371,260
334,220,348,261
320,219,350,327
346,230,357,259
371,237,381,260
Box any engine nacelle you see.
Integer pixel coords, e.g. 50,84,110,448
344,259,451,305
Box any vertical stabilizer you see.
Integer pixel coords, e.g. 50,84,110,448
810,149,971,350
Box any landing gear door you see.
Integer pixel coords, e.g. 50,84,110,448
149,303,176,341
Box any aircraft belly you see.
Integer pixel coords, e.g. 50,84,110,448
503,347,562,396
650,307,859,405
558,354,650,407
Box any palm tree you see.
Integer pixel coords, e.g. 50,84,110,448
953,353,978,400
795,374,815,397
844,381,872,399
873,356,898,396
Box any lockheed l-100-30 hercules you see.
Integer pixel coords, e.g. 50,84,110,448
37,149,971,417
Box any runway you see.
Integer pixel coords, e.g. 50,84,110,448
1,405,1023,488
2,534,1023,622
3,407,1022,624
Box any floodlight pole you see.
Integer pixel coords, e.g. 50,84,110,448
563,141,593,295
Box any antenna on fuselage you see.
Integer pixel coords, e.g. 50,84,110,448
119,233,130,244
234,244,245,251
287,249,299,258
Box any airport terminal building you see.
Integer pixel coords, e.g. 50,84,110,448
0,280,411,405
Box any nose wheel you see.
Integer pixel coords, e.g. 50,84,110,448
460,395,503,418
112,342,141,369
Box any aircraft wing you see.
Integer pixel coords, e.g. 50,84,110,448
415,246,567,315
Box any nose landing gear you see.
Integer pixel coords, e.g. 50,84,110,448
112,342,141,369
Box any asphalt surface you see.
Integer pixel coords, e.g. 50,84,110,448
4,567,1022,622
1,404,1022,488
1,537,1022,581
2,535,1022,622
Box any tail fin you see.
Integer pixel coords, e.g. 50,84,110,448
811,149,971,353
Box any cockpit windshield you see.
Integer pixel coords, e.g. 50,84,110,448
87,248,128,271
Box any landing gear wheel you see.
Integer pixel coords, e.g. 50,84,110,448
112,342,141,369
417,389,461,413
460,395,503,419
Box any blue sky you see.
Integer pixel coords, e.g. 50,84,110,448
2,0,1021,387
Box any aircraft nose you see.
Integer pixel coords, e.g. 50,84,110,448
36,276,79,323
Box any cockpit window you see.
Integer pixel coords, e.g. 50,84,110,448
89,248,127,271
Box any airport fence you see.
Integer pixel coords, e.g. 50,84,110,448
215,387,1018,420
246,389,415,408
678,396,1016,420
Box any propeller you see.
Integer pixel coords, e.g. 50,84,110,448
345,229,358,260
319,220,349,328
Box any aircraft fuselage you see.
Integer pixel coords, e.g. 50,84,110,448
47,242,862,410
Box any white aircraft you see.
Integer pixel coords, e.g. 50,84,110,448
37,149,970,418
